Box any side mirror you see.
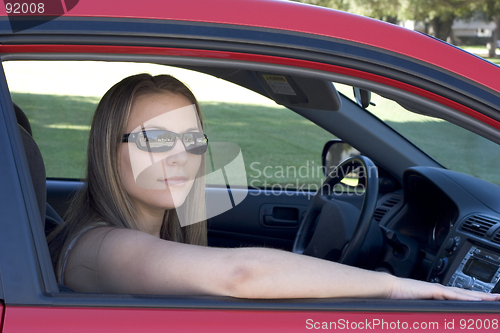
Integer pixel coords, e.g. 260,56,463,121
353,87,372,109
321,139,360,177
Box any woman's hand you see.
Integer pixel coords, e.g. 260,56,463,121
389,278,500,301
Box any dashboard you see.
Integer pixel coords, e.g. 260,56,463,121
376,166,500,292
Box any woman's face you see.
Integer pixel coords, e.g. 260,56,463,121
120,92,203,222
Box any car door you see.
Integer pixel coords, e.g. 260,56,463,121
0,57,476,333
4,2,500,330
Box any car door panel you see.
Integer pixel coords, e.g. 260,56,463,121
47,180,367,251
46,181,308,250
207,188,310,250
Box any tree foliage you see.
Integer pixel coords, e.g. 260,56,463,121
350,0,400,23
292,0,500,43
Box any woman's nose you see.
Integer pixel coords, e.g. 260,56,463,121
164,138,188,165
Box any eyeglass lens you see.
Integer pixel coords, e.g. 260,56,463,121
137,130,207,154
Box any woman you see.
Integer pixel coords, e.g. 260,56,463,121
48,73,499,300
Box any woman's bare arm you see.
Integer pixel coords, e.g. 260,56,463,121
64,227,500,301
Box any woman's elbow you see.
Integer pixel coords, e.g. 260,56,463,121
220,248,268,298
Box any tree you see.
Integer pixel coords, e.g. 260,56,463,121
350,0,401,24
403,0,477,42
475,0,500,57
290,0,398,21
291,0,481,43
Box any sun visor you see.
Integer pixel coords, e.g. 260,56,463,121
257,74,342,111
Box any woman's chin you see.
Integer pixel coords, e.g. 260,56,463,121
151,190,189,210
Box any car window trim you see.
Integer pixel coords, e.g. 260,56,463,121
0,61,59,305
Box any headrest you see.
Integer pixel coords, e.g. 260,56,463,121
14,102,32,136
18,123,46,226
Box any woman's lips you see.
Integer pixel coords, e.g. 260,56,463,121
161,176,188,187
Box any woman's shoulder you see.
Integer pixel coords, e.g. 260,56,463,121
63,226,169,292
57,221,112,284
66,221,112,254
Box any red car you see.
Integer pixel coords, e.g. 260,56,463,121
1,0,500,331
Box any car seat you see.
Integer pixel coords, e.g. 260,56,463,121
14,103,65,235
15,103,74,292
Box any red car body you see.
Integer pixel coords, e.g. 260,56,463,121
1,0,500,331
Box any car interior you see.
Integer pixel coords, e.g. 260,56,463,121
6,56,500,310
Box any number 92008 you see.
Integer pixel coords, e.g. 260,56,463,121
5,3,45,14
460,319,498,330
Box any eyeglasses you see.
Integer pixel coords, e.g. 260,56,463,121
122,129,208,155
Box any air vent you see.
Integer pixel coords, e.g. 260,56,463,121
384,197,401,208
492,232,500,245
460,215,499,237
374,208,388,222
373,195,402,223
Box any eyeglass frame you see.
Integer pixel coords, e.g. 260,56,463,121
122,129,208,155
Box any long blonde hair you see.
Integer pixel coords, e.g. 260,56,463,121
48,74,208,281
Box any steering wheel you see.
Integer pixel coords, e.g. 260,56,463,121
292,155,379,266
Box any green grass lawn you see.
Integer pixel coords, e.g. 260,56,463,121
202,101,336,188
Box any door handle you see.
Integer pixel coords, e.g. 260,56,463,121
260,205,302,227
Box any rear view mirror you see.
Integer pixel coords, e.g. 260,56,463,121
353,87,372,109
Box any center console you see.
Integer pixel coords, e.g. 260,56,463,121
447,245,500,293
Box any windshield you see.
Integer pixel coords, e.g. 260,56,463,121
337,84,500,186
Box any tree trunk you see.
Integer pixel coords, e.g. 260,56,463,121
430,15,455,42
488,17,499,58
